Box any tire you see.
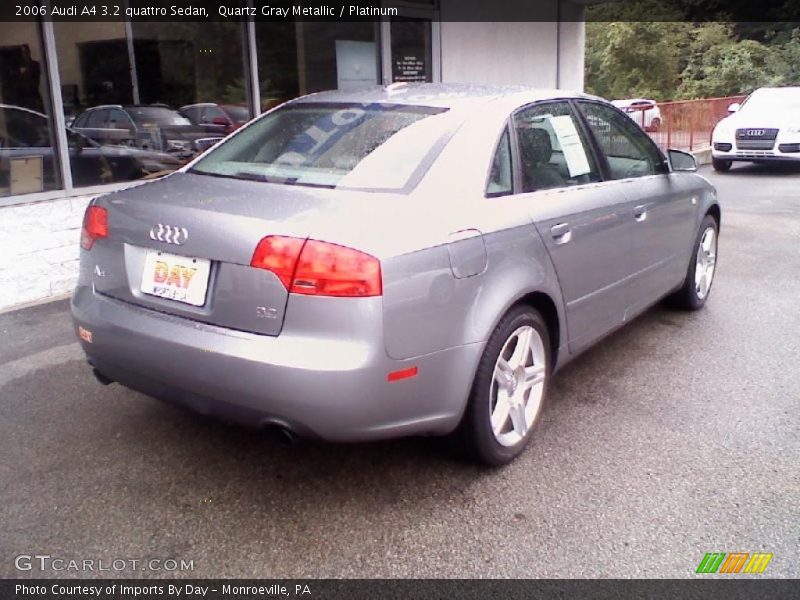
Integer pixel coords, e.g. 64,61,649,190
712,158,732,172
667,215,718,310
458,305,551,466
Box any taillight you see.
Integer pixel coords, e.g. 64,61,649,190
80,206,108,250
250,236,306,289
250,236,382,297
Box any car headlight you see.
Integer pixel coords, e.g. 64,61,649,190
713,124,732,139
786,126,800,134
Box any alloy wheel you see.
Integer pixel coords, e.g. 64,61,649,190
695,226,717,300
489,325,547,447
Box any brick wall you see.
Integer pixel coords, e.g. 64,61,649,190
0,194,93,312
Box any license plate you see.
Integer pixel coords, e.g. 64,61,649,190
140,249,211,306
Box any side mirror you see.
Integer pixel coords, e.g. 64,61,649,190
668,149,697,172
727,103,740,114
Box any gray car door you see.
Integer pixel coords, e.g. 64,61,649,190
511,101,636,353
576,101,696,316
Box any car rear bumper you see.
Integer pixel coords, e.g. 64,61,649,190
71,285,481,442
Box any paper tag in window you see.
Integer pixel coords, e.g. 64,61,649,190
550,115,591,178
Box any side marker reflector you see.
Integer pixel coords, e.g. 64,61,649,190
387,366,418,382
78,326,93,344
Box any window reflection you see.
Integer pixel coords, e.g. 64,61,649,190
390,18,433,83
256,21,379,109
0,21,62,197
54,20,247,189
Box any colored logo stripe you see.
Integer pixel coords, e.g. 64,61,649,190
696,552,773,574
744,553,773,574
719,553,749,573
697,553,726,573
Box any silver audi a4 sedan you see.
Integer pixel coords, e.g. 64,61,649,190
72,84,720,465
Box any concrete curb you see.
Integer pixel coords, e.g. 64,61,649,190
692,147,713,166
0,292,71,316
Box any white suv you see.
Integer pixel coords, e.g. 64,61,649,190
711,87,800,172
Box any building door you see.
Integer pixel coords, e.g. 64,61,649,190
380,11,440,85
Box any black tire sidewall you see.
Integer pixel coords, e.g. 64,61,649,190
462,306,551,466
712,158,732,172
681,215,718,310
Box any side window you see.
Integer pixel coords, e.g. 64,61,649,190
181,107,197,123
204,106,227,124
85,109,107,128
72,113,87,128
577,101,667,179
108,108,132,130
512,101,600,193
486,127,512,197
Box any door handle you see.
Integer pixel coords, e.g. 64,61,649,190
634,204,648,222
550,223,572,244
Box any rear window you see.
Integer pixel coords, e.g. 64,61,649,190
189,103,453,191
222,105,250,122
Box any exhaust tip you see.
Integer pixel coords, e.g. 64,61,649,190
264,424,298,447
91,368,114,386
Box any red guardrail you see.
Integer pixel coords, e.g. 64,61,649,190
624,95,748,151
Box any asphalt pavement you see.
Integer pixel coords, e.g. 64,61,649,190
1,163,798,578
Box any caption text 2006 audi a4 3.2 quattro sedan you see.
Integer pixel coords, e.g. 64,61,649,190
72,83,720,465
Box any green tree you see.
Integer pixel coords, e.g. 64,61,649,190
777,28,800,84
585,21,689,100
678,38,787,98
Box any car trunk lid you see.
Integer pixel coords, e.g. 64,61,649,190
89,172,349,336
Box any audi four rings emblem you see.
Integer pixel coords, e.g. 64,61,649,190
746,129,766,137
149,224,189,245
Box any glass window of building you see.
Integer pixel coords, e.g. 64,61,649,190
54,19,249,189
0,21,62,198
256,22,380,110
390,18,433,83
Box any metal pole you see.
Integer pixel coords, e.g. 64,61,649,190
295,21,307,95
666,104,672,150
123,0,140,104
41,15,74,192
244,1,260,117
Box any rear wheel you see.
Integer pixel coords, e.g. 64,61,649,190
668,215,718,310
458,306,551,466
712,158,732,172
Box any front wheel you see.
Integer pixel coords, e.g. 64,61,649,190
458,306,551,466
712,158,732,172
667,215,718,310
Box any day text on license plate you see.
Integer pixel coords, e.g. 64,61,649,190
140,250,210,306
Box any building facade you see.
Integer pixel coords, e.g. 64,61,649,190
0,0,587,311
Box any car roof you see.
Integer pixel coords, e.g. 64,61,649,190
613,98,655,104
292,83,596,111
752,86,800,94
0,103,47,118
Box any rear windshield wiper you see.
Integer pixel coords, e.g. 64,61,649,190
233,171,297,185
189,167,335,189
234,171,337,189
